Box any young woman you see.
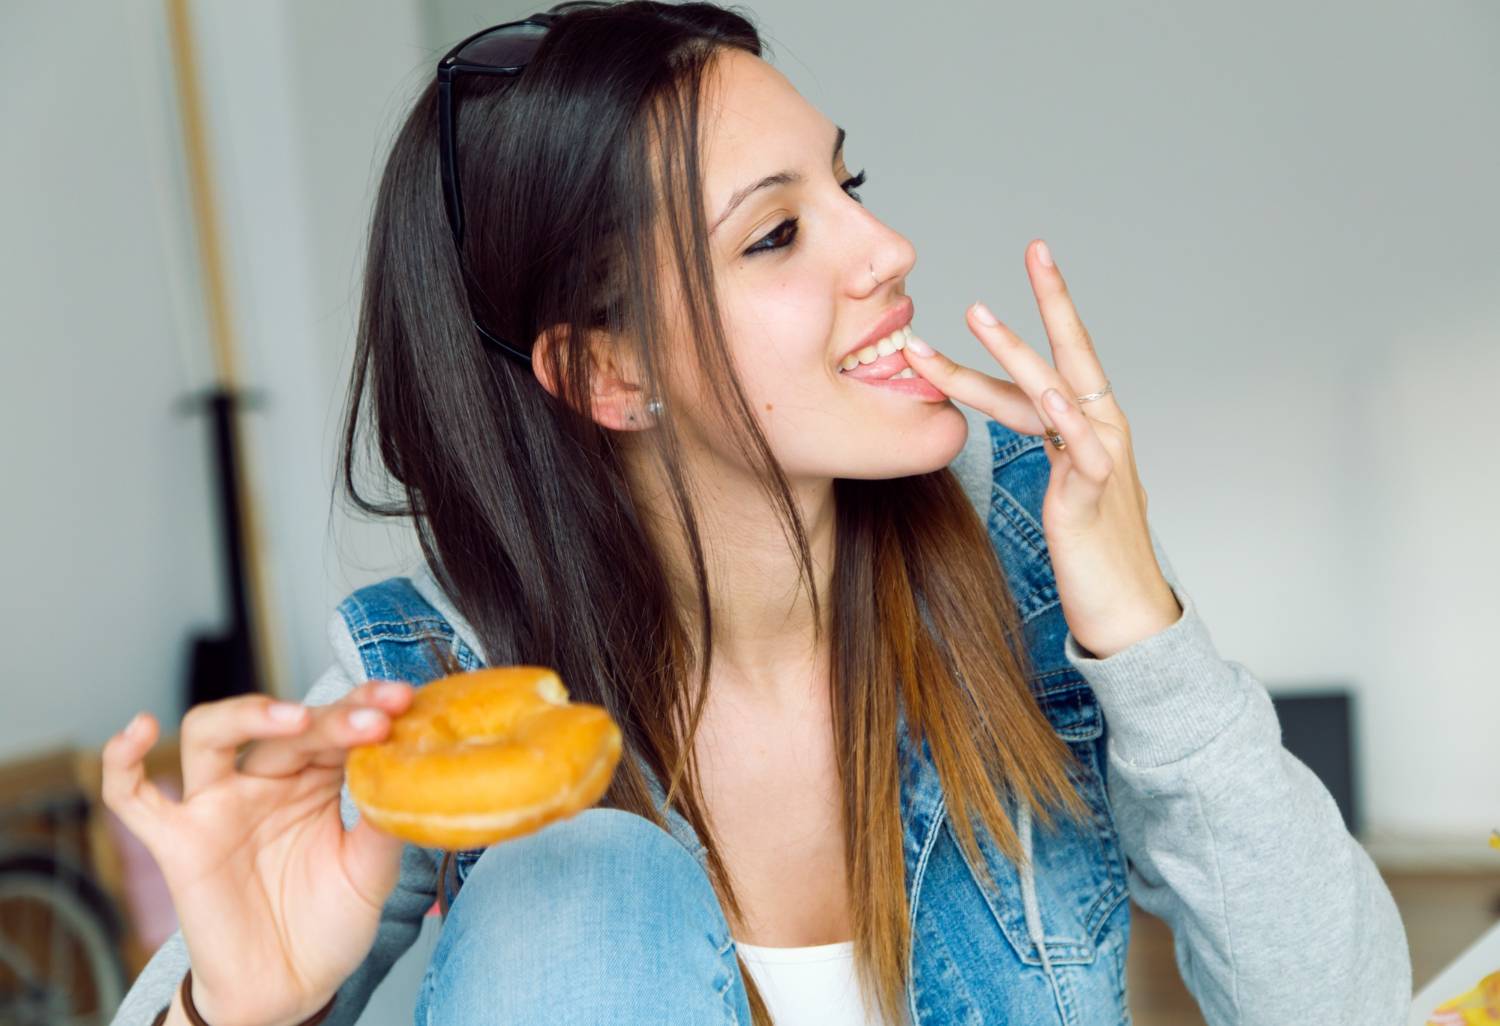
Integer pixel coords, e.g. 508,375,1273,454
105,3,1410,1024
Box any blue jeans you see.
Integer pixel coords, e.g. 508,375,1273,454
414,808,754,1025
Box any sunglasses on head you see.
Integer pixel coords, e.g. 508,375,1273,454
437,2,606,363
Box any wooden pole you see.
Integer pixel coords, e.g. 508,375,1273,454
162,0,286,700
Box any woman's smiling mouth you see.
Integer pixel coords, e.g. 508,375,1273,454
838,329,947,399
840,340,913,380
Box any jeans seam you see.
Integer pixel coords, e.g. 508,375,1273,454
717,934,741,1025
416,955,437,1026
718,971,740,1025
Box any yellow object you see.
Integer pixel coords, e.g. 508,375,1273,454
345,667,623,850
1425,968,1500,1025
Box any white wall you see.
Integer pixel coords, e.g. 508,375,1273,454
1,4,223,755
1,0,428,747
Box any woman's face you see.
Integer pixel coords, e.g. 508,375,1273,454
660,48,969,483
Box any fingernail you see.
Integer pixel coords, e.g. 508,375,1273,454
350,708,383,730
972,302,999,327
125,712,146,736
375,682,407,702
1036,240,1054,267
269,702,305,722
905,334,934,357
1044,388,1069,413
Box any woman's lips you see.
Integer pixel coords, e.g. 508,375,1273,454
839,349,911,380
844,370,947,401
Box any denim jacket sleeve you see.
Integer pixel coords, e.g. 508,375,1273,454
109,615,439,1026
1064,526,1413,1024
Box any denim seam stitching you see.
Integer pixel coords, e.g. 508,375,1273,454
906,789,946,1024
990,422,1046,467
1083,881,1130,949
348,618,450,635
341,593,392,681
990,486,1049,558
717,951,741,1026
1022,595,1061,625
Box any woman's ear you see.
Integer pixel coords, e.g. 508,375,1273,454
532,325,654,432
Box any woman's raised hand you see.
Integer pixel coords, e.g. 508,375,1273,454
101,680,414,1026
901,238,1182,659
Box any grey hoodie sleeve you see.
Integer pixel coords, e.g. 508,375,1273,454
1063,528,1411,1025
109,615,439,1025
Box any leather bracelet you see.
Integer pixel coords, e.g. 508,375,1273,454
150,969,337,1026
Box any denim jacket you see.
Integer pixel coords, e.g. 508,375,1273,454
113,404,1411,1025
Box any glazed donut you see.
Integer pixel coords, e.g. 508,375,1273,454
345,666,623,850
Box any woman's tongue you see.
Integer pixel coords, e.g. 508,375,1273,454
840,349,911,381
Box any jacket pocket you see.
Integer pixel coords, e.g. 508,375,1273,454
957,670,1128,966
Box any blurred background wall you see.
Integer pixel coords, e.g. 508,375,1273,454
3,0,1496,1022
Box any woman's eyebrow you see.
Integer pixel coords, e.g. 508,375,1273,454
710,124,846,236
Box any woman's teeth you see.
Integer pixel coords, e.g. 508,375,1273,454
839,324,912,371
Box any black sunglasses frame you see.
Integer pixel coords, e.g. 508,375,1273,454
436,13,561,364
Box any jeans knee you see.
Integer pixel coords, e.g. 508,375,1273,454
420,808,744,1024
482,808,706,892
449,807,727,948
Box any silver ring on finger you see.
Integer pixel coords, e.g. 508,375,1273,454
1075,379,1112,404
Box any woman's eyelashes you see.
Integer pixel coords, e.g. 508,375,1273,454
743,170,868,257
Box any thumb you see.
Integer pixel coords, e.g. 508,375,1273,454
342,815,409,909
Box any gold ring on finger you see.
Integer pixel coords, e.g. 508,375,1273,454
1046,431,1067,450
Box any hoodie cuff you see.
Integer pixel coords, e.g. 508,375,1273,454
1063,579,1250,768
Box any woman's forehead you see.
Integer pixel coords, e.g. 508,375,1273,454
699,51,840,226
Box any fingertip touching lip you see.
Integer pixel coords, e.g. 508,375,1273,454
836,295,914,368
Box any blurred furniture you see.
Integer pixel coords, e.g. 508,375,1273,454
0,744,149,1024
1268,689,1359,834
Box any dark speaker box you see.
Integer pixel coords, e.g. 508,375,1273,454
1267,688,1359,836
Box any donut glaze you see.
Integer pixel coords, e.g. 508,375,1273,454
345,666,623,850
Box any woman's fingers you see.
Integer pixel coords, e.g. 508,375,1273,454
100,712,176,849
103,679,415,852
236,680,413,779
954,374,1050,435
901,335,1049,436
957,303,1117,468
1024,239,1124,424
1038,386,1115,508
178,695,317,800
958,302,1086,425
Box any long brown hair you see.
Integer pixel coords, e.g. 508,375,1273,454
337,3,1092,1023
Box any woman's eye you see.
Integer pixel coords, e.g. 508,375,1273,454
744,170,868,257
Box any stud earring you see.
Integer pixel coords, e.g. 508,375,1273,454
627,397,662,425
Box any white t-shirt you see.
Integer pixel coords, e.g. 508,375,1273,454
735,939,897,1026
